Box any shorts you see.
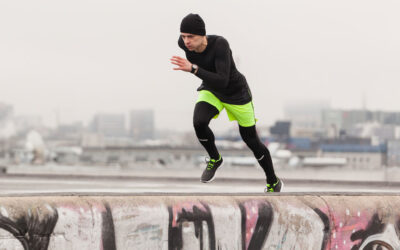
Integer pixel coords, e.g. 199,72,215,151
196,90,258,127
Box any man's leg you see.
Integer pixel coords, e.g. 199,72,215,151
193,101,220,159
239,125,278,185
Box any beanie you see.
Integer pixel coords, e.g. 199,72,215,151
180,13,206,36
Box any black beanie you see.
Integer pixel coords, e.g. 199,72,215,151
180,13,206,36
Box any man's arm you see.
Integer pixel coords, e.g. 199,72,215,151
171,37,231,90
195,37,231,89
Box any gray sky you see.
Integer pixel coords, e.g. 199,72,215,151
1,0,399,132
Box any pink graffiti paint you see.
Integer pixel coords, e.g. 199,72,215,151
242,200,269,250
319,206,371,249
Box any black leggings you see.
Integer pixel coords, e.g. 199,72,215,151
193,101,277,184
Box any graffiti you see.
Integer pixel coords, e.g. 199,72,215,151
167,200,273,250
101,203,117,250
313,208,331,250
0,197,400,249
0,204,58,250
239,201,273,250
168,202,216,250
350,213,400,250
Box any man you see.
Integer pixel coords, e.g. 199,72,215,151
170,13,283,192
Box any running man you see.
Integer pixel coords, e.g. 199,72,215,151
170,13,282,192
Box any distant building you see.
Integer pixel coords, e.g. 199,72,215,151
322,110,369,138
373,111,400,125
0,103,15,139
0,103,13,121
284,100,330,138
284,99,330,131
270,121,291,143
130,110,154,141
53,122,84,140
347,123,400,144
321,109,342,138
387,140,400,167
90,113,126,137
13,115,43,133
81,133,105,148
322,109,400,138
287,137,312,151
320,144,387,169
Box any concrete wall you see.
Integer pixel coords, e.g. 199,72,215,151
0,194,399,249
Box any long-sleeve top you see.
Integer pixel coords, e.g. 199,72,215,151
178,35,252,105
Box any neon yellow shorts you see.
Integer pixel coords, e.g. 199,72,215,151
196,90,258,127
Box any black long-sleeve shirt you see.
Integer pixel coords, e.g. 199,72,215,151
178,35,252,105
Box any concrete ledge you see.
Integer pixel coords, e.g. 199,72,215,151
0,195,399,249
3,172,400,187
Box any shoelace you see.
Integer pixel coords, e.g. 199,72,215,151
205,157,217,170
266,180,279,192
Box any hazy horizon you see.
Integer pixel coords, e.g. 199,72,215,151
1,0,399,133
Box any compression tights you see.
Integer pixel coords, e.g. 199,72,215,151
193,101,277,184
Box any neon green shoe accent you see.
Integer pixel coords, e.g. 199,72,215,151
207,155,222,170
266,179,280,192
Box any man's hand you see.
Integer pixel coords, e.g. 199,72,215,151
170,56,192,72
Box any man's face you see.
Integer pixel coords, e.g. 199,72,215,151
181,33,204,51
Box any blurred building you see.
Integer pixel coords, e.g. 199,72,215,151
49,122,84,142
372,111,400,125
322,109,400,138
320,144,387,169
0,103,13,121
387,140,400,167
130,109,154,141
13,115,43,134
90,113,126,137
0,103,15,139
81,133,105,148
270,121,291,143
284,99,330,138
347,123,400,145
284,99,330,129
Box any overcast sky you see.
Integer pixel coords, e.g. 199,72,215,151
1,0,399,132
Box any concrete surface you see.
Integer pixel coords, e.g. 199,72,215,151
2,172,400,194
0,194,400,249
1,165,400,249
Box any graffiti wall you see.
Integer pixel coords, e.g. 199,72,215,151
0,195,399,249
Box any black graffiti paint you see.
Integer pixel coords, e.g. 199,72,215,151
168,207,182,250
350,213,390,250
239,201,274,250
313,208,331,250
0,205,58,250
101,203,116,250
168,203,216,250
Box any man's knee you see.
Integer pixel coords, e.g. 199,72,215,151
193,117,209,131
240,132,264,150
242,136,258,148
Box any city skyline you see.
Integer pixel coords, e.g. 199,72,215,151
1,0,400,132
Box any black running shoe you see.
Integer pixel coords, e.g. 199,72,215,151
264,178,284,193
200,155,223,183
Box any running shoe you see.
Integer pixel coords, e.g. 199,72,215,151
200,155,223,183
264,178,283,193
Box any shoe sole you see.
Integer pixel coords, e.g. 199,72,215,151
201,161,224,183
279,180,284,192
